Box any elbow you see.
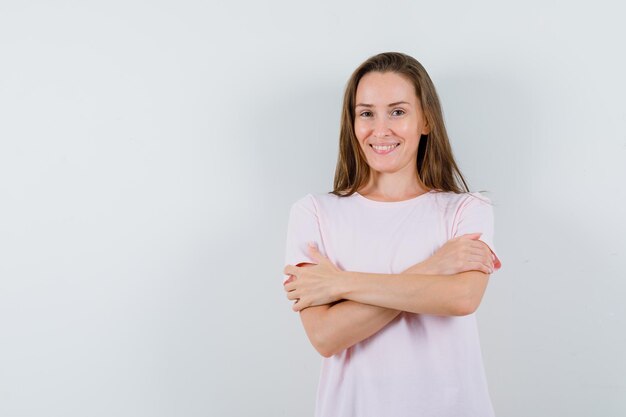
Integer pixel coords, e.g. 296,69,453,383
313,327,343,358
317,346,335,358
452,298,479,316
450,273,487,316
300,305,339,358
450,285,480,316
306,324,335,358
313,334,337,358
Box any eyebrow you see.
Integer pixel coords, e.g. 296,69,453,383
355,101,411,108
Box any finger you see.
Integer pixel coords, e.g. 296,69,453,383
307,242,326,263
470,243,495,268
472,240,492,255
461,232,482,240
472,241,493,264
467,261,492,274
469,242,493,259
283,265,297,276
479,258,494,273
469,248,490,259
468,252,494,271
482,252,494,270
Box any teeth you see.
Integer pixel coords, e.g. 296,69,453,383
372,144,398,151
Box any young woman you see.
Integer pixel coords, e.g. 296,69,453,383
282,52,502,417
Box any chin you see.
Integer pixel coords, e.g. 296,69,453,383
369,165,400,173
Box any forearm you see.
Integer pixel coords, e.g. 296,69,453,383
304,300,401,357
338,271,473,316
305,263,430,357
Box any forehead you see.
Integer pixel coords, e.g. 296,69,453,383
355,71,418,105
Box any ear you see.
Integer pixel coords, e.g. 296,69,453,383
421,116,431,135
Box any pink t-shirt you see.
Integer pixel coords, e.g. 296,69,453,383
282,189,502,417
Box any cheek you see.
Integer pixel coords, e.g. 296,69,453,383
398,119,416,133
353,120,370,140
397,119,421,138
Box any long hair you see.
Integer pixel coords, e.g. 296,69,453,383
332,52,471,196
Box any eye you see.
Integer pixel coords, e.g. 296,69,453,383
391,108,406,117
359,110,373,118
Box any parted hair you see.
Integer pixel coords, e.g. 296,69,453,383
331,52,471,196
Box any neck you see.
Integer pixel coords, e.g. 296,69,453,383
358,171,429,200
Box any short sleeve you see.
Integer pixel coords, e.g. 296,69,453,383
451,192,502,272
282,194,327,285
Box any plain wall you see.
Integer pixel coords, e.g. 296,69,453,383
1,1,625,416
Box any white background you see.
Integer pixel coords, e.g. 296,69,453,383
1,1,625,416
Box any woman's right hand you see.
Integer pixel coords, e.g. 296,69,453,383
413,233,495,275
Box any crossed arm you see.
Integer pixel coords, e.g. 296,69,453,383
293,263,489,358
284,238,494,358
299,294,401,358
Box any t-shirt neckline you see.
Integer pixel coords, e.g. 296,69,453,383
353,189,437,206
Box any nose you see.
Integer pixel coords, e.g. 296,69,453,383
373,117,391,138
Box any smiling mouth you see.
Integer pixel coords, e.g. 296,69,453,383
370,143,400,154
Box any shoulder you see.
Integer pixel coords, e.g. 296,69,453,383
430,190,491,204
288,193,316,218
426,191,495,226
288,192,342,215
289,193,314,208
292,192,345,206
447,192,496,232
463,191,492,205
430,190,492,210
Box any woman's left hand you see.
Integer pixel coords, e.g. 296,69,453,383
283,242,344,312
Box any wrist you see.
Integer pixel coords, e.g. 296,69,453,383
405,261,433,275
334,270,354,299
